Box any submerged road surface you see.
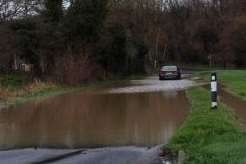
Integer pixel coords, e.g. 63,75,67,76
0,76,196,164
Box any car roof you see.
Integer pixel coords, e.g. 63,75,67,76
161,65,178,67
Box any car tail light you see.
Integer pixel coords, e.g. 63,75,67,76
160,71,165,75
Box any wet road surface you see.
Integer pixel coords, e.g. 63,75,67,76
52,146,162,164
0,76,195,164
0,146,161,164
0,148,81,164
109,77,194,93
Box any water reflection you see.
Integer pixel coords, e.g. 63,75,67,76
0,90,188,149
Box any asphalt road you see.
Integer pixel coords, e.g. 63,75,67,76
52,146,162,164
0,146,162,164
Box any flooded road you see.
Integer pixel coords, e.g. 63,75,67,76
0,77,192,150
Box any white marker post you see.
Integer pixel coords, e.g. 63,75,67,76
211,72,218,110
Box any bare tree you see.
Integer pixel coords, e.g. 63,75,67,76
0,0,43,23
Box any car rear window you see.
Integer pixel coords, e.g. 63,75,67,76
161,66,177,71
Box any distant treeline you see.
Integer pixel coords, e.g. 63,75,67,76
0,0,246,83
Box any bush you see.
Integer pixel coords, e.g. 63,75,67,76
52,53,102,84
0,73,29,88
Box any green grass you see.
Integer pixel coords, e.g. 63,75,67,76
168,87,246,164
219,70,246,100
193,70,246,100
0,72,29,89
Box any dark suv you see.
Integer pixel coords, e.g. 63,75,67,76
159,65,181,80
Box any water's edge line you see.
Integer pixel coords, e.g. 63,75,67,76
31,149,85,164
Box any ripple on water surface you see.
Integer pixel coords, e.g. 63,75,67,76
0,77,190,149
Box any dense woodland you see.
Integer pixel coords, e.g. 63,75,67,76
0,0,246,84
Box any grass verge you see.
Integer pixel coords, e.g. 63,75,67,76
0,73,142,108
193,70,246,100
219,70,246,100
167,87,246,164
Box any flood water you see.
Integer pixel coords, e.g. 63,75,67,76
0,77,190,149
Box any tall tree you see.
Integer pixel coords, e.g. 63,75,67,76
44,0,63,22
64,0,108,44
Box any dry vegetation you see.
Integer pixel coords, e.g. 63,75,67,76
0,73,59,102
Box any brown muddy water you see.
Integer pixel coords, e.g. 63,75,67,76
0,78,190,149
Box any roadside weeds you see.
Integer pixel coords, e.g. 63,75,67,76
0,73,144,109
165,87,246,164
